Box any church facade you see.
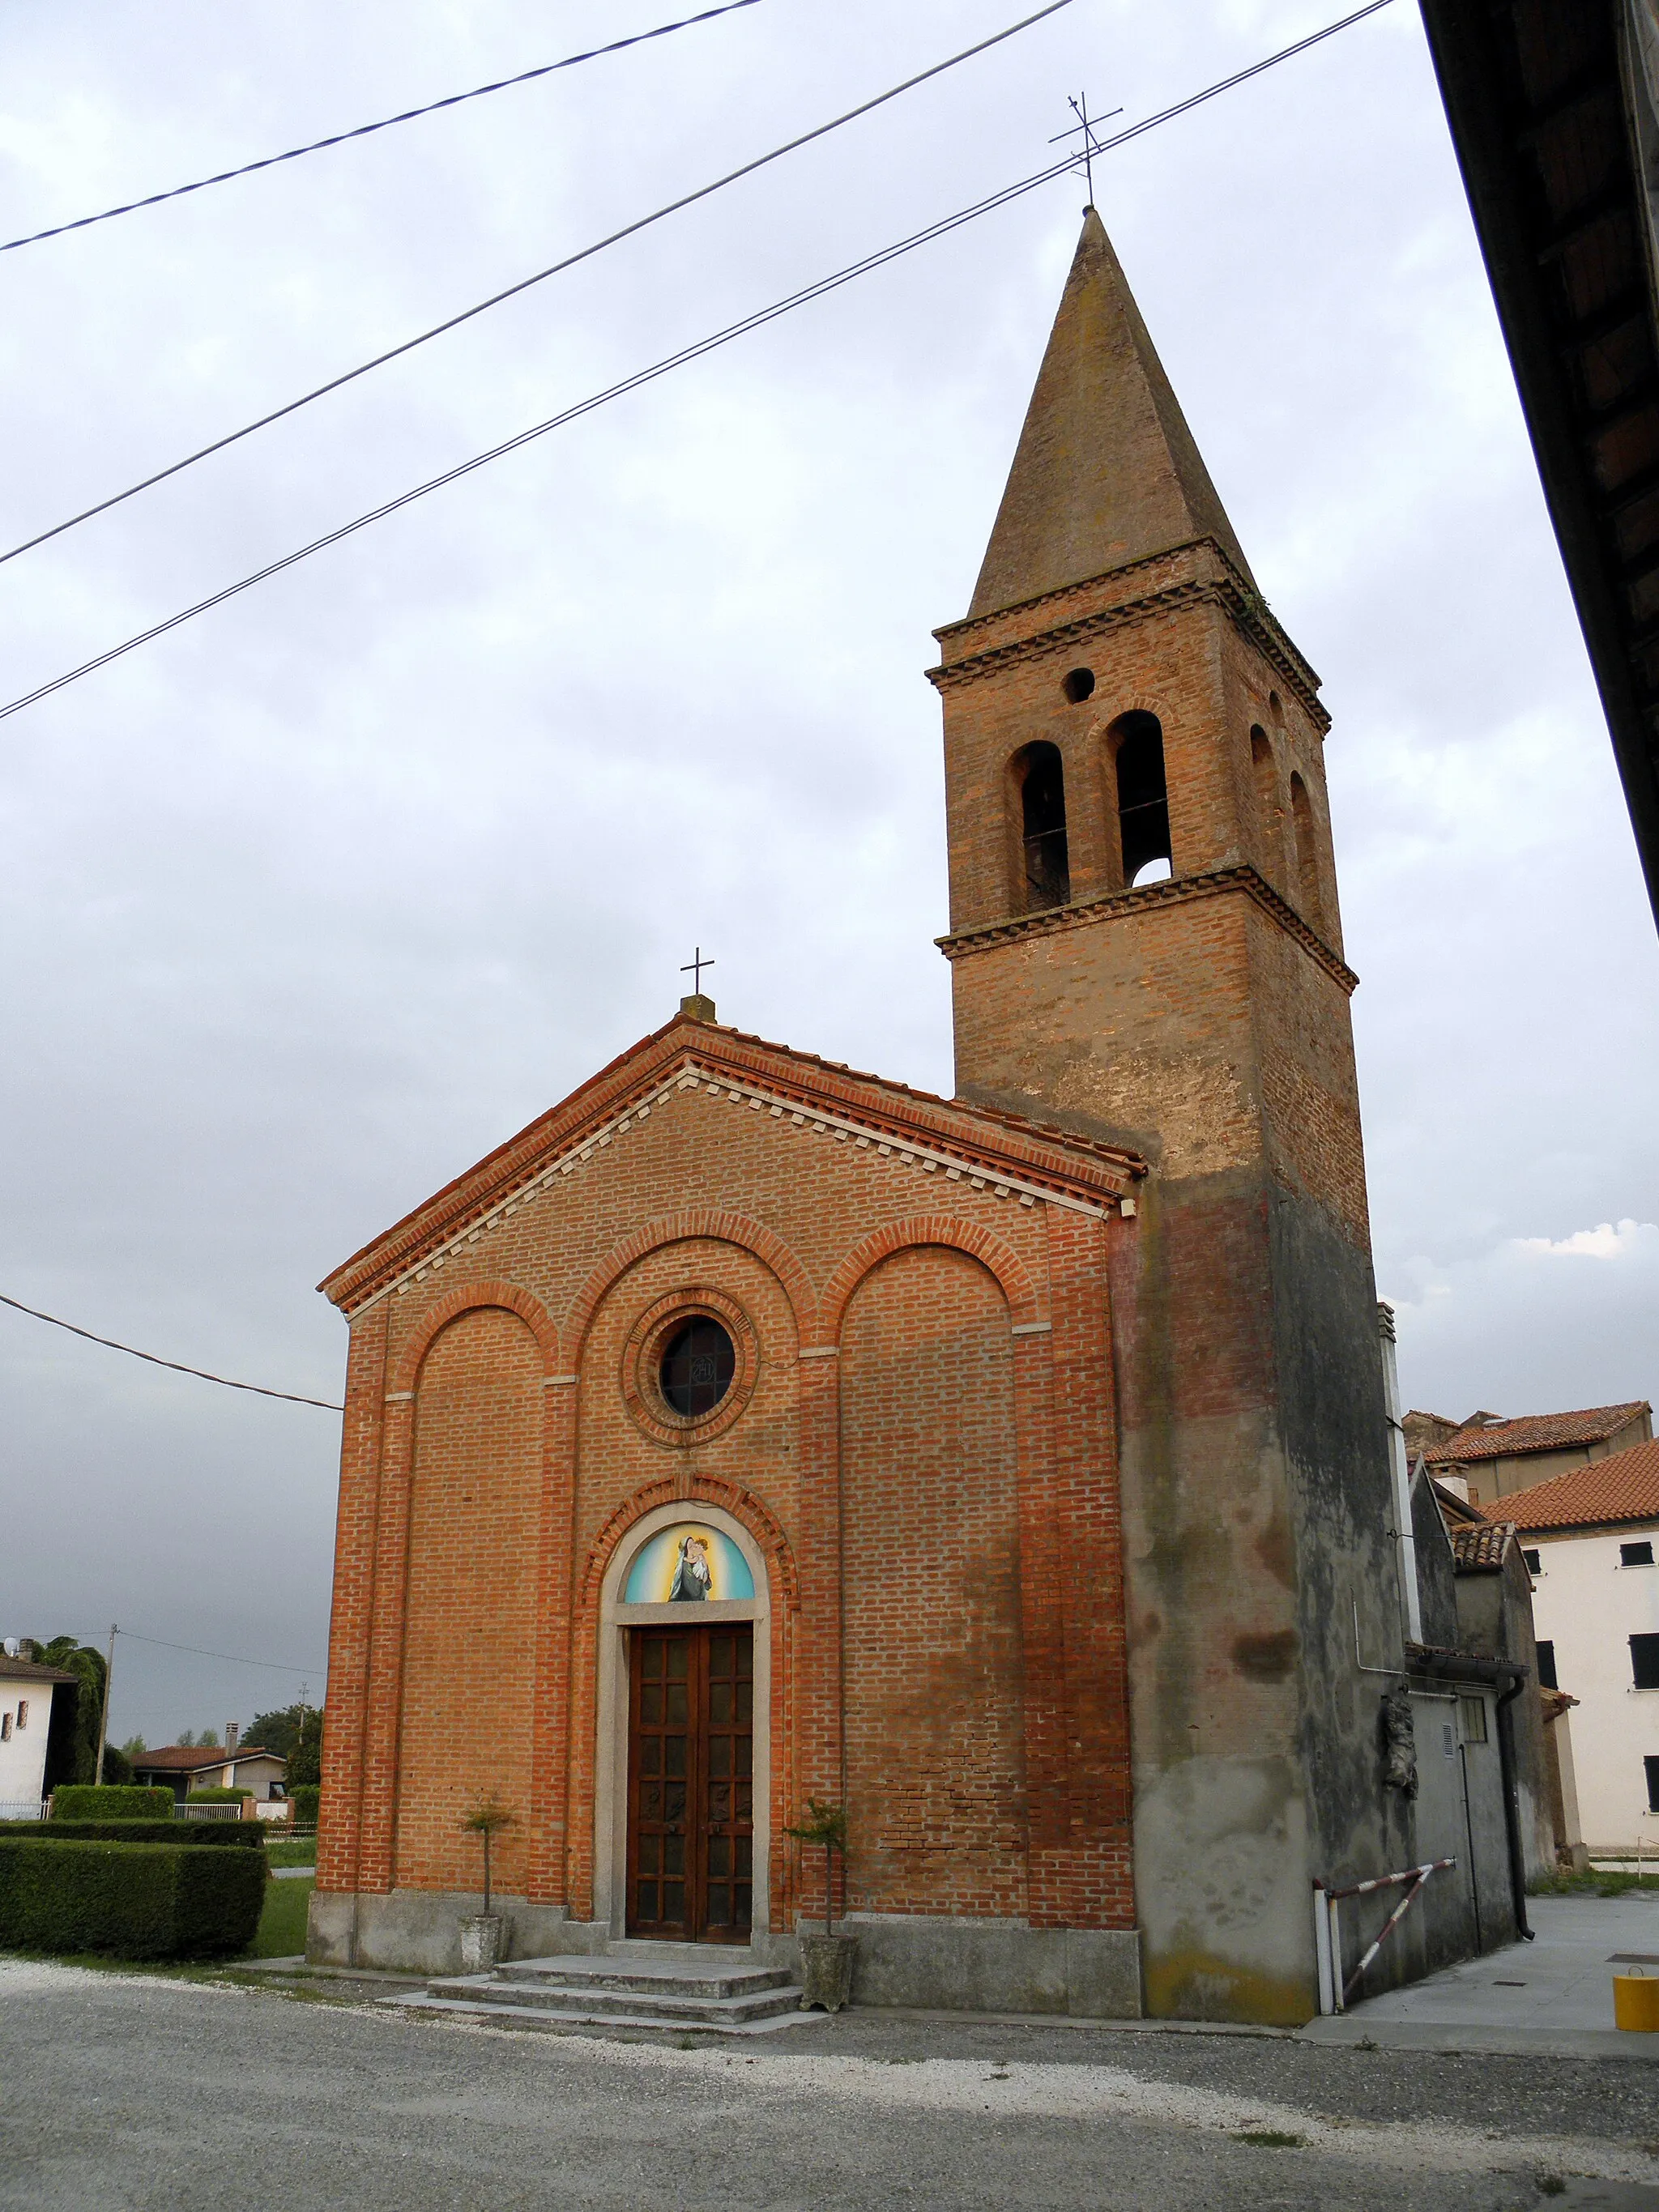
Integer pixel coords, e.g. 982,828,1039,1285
310,211,1418,2023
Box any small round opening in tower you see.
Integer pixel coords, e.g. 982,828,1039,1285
659,1316,736,1418
1061,667,1096,705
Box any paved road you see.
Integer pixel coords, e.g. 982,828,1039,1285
4,1960,1657,2211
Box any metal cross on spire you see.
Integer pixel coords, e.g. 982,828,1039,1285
680,946,715,995
1047,91,1121,207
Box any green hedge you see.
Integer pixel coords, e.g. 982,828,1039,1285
185,1786,252,1805
289,1784,319,1827
50,1784,173,1822
0,1839,267,1958
0,1820,264,1848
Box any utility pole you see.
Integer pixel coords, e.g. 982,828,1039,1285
93,1622,117,1786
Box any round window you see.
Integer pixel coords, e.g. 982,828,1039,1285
659,1316,736,1418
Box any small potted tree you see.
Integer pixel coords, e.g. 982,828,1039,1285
459,1796,514,1971
785,1798,855,2011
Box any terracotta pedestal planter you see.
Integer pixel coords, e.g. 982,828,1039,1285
799,1932,858,2012
460,1913,504,1972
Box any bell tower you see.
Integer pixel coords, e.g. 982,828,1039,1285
931,211,1410,2022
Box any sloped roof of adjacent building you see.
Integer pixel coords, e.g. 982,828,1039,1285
1423,1402,1650,1464
319,1008,1146,1316
1486,1440,1659,1533
0,1658,79,1685
132,1745,281,1772
1447,1521,1516,1573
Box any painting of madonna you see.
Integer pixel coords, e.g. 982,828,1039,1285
666,1532,712,1602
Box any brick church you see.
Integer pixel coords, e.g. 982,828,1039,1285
310,209,1414,2022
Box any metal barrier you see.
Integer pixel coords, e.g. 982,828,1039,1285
0,1800,46,1822
175,1801,244,1821
1314,1860,1457,2014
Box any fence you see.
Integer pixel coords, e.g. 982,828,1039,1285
175,1801,244,1822
0,1800,45,1822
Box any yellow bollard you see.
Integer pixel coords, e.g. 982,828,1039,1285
1613,1970,1659,2031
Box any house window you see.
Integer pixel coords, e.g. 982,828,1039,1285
1536,1640,1558,1690
1522,1548,1542,1576
1647,1755,1659,1815
1631,1634,1659,1690
15,1699,27,1728
1621,1540,1656,1568
0,1712,10,1741
1458,1695,1488,1744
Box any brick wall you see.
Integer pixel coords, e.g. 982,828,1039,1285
393,1305,541,1897
841,1244,1026,1918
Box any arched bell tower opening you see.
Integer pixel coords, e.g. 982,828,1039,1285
1290,773,1325,931
1007,740,1070,912
1111,712,1172,887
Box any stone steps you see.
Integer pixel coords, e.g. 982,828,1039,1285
385,1942,814,2039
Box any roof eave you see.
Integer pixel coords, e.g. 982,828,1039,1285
320,1016,1147,1316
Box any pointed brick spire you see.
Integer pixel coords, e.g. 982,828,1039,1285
969,208,1254,618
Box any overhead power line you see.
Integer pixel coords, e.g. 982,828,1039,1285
0,2,1076,571
0,0,768,257
113,1627,327,1677
0,0,1395,726
0,1291,343,1410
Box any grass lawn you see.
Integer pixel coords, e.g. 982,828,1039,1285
265,1835,317,1869
1529,1867,1659,1898
245,1875,313,1958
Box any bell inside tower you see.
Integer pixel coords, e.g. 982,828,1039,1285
1013,741,1071,912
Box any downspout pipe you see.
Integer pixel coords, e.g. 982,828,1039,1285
1495,1672,1534,1943
1376,1304,1422,1645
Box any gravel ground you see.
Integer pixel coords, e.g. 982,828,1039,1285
2,1958,1657,2211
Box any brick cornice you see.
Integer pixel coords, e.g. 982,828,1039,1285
927,538,1329,734
321,1019,1145,1318
936,863,1359,995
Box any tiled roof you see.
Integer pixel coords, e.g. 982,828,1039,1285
0,1658,79,1685
1448,1521,1515,1572
1425,1402,1649,1464
130,1745,280,1773
1491,1439,1659,1532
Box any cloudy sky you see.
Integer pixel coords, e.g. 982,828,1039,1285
2,0,1655,1750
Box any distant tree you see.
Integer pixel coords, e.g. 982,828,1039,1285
100,1742,134,1785
285,1709,322,1788
28,1636,106,1784
246,1703,312,1761
177,1729,197,1747
119,1736,146,1759
198,1726,220,1748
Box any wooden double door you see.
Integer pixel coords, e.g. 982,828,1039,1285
626,1624,753,1942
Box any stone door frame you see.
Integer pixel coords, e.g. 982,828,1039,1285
594,1499,771,1944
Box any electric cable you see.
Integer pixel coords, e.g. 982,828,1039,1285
0,1290,343,1409
111,1628,327,1677
0,0,767,257
0,2,1075,571
0,0,1395,726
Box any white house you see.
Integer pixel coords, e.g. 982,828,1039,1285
129,1737,288,1805
0,1653,78,1819
1500,1440,1659,1852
